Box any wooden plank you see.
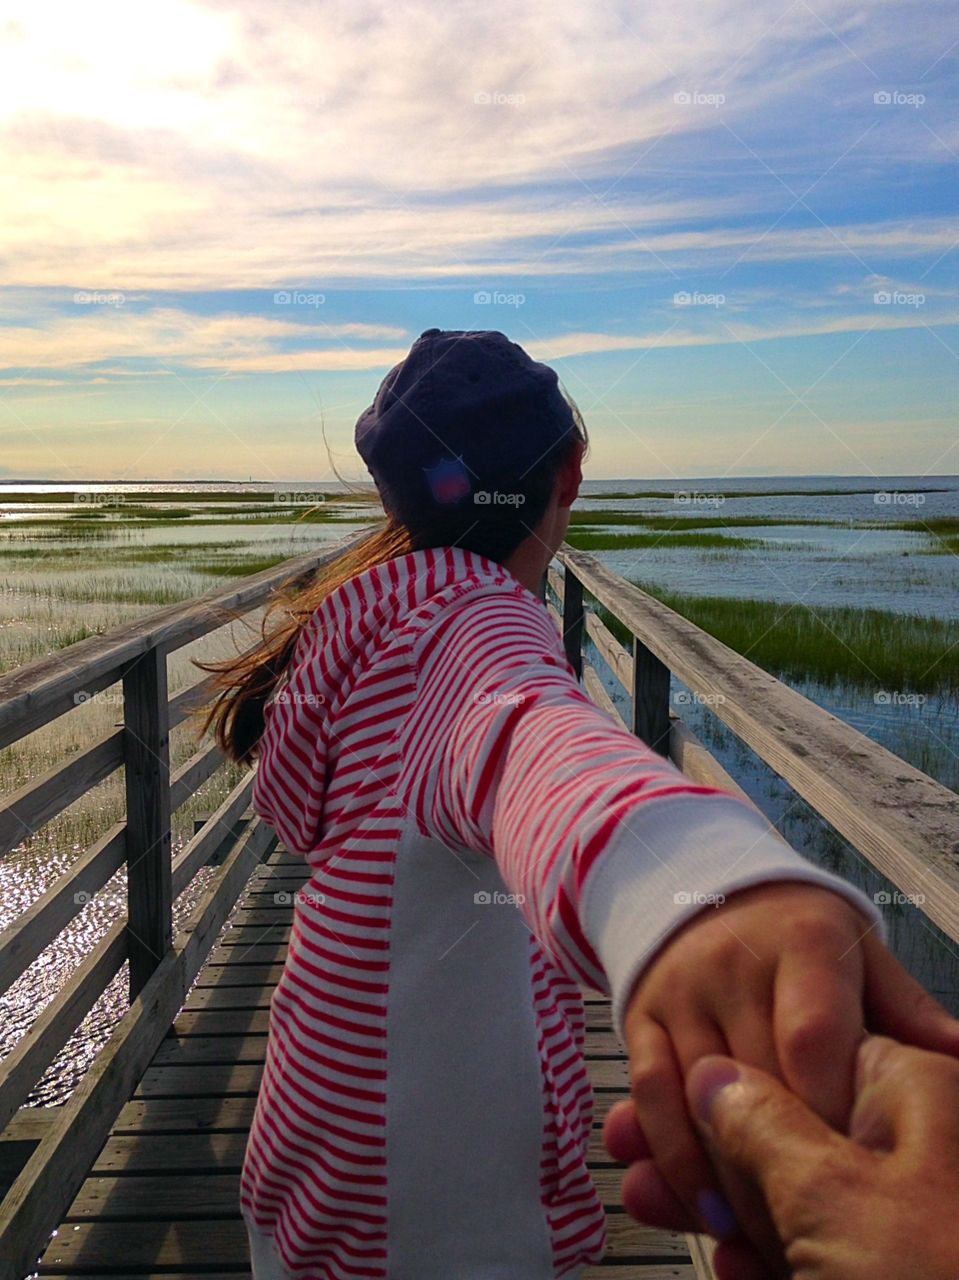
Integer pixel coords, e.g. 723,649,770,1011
35,1214,683,1279
632,635,671,758
603,1215,693,1261
585,1031,624,1055
0,818,274,1280
135,1064,264,1098
123,648,172,999
65,1173,241,1220
152,1035,266,1067
227,908,296,925
171,775,255,897
44,1273,249,1279
207,944,288,966
589,1060,630,1088
585,608,633,691
0,729,123,860
583,1268,697,1278
669,714,759,811
590,1100,629,1131
1,1109,59,1143
218,925,290,946
92,1133,247,1175
0,826,126,1000
192,964,285,988
583,664,628,730
0,928,126,1134
38,1220,254,1273
562,564,585,679
170,1009,270,1036
182,985,274,1011
559,545,959,943
114,1097,256,1135
43,1273,249,1279
169,740,224,813
686,1232,720,1280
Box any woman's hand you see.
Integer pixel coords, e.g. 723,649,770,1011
612,881,959,1248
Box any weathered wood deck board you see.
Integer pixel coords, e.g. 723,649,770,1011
36,846,696,1277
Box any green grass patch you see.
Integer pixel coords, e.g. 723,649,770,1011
565,530,775,551
580,487,954,500
598,587,959,696
188,556,288,577
568,509,845,530
0,489,381,505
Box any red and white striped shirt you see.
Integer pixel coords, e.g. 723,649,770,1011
242,545,878,1279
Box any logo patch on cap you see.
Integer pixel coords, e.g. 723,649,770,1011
423,455,472,504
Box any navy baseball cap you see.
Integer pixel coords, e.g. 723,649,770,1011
354,328,575,519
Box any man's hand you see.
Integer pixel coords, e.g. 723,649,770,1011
682,1036,959,1280
617,881,959,1240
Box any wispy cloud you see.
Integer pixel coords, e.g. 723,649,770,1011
1,0,957,475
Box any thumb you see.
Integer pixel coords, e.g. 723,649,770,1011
686,1056,847,1214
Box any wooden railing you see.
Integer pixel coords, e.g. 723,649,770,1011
0,537,362,1280
548,546,959,946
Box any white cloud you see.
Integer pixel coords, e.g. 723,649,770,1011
2,303,956,379
1,0,955,291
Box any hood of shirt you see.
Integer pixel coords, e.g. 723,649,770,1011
250,544,526,857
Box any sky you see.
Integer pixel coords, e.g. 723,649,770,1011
1,0,957,483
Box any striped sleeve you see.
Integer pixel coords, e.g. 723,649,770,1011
400,585,884,1037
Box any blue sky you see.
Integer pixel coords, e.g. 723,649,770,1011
1,0,957,481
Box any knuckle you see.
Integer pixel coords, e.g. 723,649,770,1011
785,911,851,954
781,1009,841,1062
629,1055,675,1100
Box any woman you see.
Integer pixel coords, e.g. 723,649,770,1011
200,329,957,1279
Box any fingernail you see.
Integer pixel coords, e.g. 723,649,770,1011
691,1059,741,1128
696,1188,739,1240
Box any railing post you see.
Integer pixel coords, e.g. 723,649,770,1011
631,638,671,757
561,568,584,680
122,647,172,999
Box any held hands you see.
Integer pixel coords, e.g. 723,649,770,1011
607,881,959,1271
683,1037,959,1280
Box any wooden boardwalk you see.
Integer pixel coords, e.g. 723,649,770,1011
34,844,702,1279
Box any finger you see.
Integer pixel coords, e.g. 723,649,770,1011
603,1098,651,1164
686,1054,855,1243
698,1009,784,1261
619,1158,699,1232
862,931,959,1057
773,940,864,1128
851,1034,959,1152
627,1016,729,1235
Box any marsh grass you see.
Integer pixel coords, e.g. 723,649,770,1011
565,529,785,551
568,510,846,529
598,587,959,696
580,487,953,500
0,489,381,505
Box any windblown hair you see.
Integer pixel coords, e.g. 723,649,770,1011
195,393,587,764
